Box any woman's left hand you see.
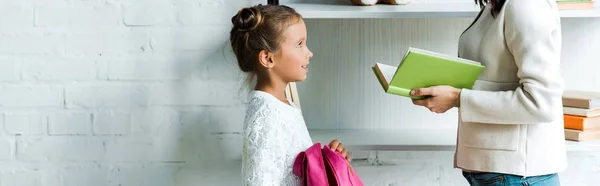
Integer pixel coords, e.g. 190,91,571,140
411,85,461,114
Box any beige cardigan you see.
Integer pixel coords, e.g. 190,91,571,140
455,0,567,176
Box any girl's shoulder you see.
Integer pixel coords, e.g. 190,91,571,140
245,90,302,127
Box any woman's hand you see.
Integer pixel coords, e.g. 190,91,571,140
328,139,351,162
411,85,461,114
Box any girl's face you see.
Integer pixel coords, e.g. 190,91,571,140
270,19,313,82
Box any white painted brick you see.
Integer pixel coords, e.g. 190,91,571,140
65,84,149,108
105,53,196,80
92,111,130,135
16,137,104,161
176,165,242,186
18,0,69,6
199,132,242,166
65,28,149,56
0,6,33,27
0,33,64,55
105,137,195,162
148,27,230,52
34,5,121,27
59,165,109,186
21,58,98,81
177,3,239,26
198,49,244,81
207,106,245,133
0,61,19,81
1,169,42,186
106,108,207,162
0,86,63,107
104,137,154,162
129,108,174,136
4,113,46,135
0,138,14,160
148,81,244,106
109,164,179,186
122,4,175,26
49,112,92,135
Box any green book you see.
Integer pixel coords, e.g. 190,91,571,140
372,47,485,99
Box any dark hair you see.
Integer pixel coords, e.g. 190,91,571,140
229,4,302,73
475,0,506,16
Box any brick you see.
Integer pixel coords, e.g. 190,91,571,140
0,6,33,27
175,165,242,186
207,106,245,134
16,137,104,161
21,58,98,81
59,165,109,186
4,113,46,135
34,5,121,27
197,50,244,81
0,86,63,107
177,3,238,26
0,138,14,160
65,28,149,56
105,53,196,80
65,84,149,108
109,164,179,186
122,4,175,26
0,61,19,81
148,27,230,52
199,132,242,166
92,111,130,135
148,81,244,106
20,0,69,6
0,33,64,55
1,169,42,186
49,113,92,135
106,108,207,162
104,137,193,162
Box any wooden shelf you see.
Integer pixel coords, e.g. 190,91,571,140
286,3,600,19
309,129,600,151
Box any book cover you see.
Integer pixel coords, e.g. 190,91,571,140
565,128,600,141
563,114,600,130
562,89,600,109
563,106,600,117
372,47,485,99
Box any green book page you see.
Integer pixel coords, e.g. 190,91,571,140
388,50,484,99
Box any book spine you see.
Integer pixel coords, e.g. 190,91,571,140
563,98,591,109
387,86,411,97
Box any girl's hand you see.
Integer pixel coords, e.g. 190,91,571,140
328,139,351,162
411,85,461,114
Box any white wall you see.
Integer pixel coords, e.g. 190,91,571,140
1,0,247,185
0,0,599,185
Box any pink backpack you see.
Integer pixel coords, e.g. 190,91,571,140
292,143,364,186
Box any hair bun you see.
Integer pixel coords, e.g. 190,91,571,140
232,7,264,32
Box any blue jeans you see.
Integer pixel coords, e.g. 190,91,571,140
462,171,560,186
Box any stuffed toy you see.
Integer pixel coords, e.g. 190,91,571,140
351,0,410,6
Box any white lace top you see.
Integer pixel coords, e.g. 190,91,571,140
242,90,313,186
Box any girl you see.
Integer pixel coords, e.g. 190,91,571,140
229,4,351,186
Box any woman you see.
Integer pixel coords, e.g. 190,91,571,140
410,0,566,185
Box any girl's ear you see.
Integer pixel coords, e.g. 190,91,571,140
258,50,274,69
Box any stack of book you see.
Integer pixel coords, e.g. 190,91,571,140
557,0,596,10
562,89,600,141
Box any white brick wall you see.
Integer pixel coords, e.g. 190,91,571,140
1,0,599,185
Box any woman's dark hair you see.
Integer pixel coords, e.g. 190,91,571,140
229,4,302,74
475,0,506,16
